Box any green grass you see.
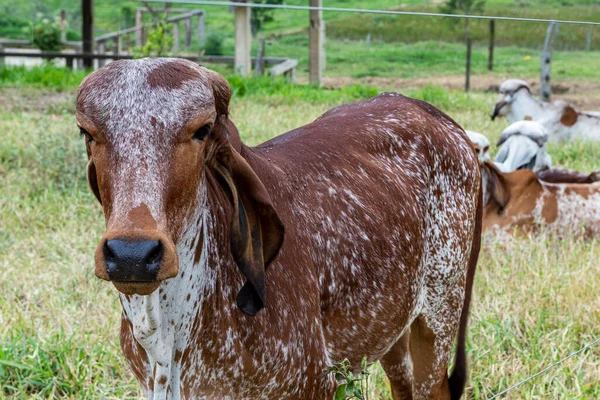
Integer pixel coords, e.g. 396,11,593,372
2,72,600,398
0,65,89,91
266,36,600,81
326,3,600,50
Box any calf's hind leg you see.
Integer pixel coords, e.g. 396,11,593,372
409,314,455,400
380,314,455,400
380,330,414,400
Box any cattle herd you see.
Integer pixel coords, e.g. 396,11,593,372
75,59,597,399
469,82,600,238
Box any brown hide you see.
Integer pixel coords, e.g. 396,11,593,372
560,106,579,127
537,167,600,184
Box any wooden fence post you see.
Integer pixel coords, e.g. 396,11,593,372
0,43,5,66
197,12,205,44
97,40,106,67
184,17,192,48
465,37,472,92
172,22,180,53
113,36,119,60
82,0,94,69
309,0,325,86
254,37,265,75
135,8,143,47
488,20,494,71
586,28,592,51
541,22,558,102
234,1,251,76
60,10,67,42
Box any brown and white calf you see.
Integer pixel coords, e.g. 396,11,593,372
482,161,600,236
76,58,482,399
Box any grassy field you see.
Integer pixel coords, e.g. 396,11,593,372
2,66,600,399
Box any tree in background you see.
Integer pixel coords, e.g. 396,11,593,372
32,17,63,52
440,0,486,41
134,2,173,57
251,0,284,37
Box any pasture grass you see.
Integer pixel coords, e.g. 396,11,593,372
266,36,600,81
2,78,600,399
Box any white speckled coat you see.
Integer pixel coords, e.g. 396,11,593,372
76,58,482,400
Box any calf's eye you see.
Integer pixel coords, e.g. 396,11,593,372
193,125,211,141
79,128,94,143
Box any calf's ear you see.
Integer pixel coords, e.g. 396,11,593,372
484,162,510,210
207,126,284,316
87,160,102,205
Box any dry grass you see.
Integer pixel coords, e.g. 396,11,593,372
1,82,600,399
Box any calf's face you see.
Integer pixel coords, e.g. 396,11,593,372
76,59,224,295
76,59,283,314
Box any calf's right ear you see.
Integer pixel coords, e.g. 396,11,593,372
87,160,102,204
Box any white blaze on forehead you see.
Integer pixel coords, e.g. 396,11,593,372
78,58,216,225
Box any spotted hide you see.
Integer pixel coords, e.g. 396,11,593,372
482,161,600,237
76,58,482,400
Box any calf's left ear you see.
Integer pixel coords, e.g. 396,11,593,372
209,137,284,316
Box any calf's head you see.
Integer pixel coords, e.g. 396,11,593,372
76,59,283,315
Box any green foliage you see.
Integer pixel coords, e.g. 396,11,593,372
408,84,474,113
251,0,284,36
134,21,173,58
32,18,63,52
120,5,136,28
226,74,378,104
0,65,88,91
328,358,375,400
440,0,486,15
0,13,29,39
203,32,225,56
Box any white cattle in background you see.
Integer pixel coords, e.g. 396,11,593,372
494,121,552,173
491,79,600,141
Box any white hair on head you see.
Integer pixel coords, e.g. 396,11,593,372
494,121,552,173
498,79,531,94
465,130,491,162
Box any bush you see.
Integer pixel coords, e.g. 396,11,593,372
204,32,225,56
133,21,173,58
32,18,63,52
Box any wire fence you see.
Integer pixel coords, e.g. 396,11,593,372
141,0,600,26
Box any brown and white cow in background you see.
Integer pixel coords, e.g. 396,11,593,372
491,79,600,142
481,161,600,237
76,58,482,399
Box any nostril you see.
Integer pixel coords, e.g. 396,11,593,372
104,241,117,261
104,240,118,273
145,241,163,265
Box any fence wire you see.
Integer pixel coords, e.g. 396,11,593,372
139,0,600,27
487,336,600,399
